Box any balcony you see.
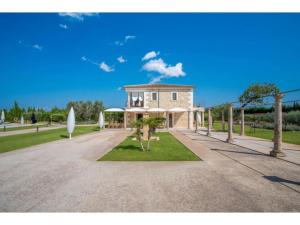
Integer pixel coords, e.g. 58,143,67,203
129,92,144,108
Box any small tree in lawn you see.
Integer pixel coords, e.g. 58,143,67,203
131,119,145,151
143,117,165,151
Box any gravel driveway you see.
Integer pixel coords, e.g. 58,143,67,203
0,129,299,212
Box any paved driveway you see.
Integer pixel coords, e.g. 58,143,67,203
0,129,299,212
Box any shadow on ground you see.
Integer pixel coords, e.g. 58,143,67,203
263,176,300,186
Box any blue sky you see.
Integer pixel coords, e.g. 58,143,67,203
1,13,300,109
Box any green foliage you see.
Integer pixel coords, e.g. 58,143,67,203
2,100,104,123
67,100,104,121
0,126,99,154
239,83,280,106
131,116,166,151
51,113,66,123
143,117,165,133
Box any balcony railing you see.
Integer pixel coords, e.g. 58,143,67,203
130,99,144,107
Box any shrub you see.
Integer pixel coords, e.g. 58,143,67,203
51,113,66,123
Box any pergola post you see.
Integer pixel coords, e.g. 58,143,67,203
226,104,233,143
124,112,127,129
188,110,190,129
207,108,212,136
202,111,205,127
195,111,198,133
166,112,169,129
240,107,245,136
270,94,285,157
221,109,225,131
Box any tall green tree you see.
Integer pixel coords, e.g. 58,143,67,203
239,83,280,107
9,101,22,121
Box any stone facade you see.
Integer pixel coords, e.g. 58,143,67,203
123,84,196,129
146,91,192,110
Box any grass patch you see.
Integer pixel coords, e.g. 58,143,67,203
210,121,300,145
0,123,49,132
0,126,99,154
99,132,200,161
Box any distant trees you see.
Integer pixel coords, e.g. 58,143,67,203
67,100,104,122
1,100,105,123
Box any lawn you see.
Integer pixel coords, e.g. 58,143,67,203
210,121,300,145
0,123,49,132
99,132,200,161
0,126,99,154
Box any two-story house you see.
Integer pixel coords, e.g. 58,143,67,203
121,84,203,129
104,83,205,129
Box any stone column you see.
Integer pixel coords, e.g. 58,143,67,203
143,113,149,140
226,104,233,143
164,111,167,128
166,112,169,129
221,109,225,131
198,111,202,127
188,110,190,129
207,108,212,136
124,112,127,129
195,111,198,133
190,110,194,129
240,107,245,136
202,111,205,127
270,94,285,157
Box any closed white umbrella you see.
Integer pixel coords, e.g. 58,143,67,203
67,107,75,139
196,112,201,126
1,110,5,123
20,115,24,125
99,111,104,129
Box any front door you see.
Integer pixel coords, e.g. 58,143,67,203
168,113,173,128
136,113,143,121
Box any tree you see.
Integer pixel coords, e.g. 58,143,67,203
9,101,22,121
91,101,104,121
131,117,165,152
131,119,145,151
143,117,165,151
239,83,280,107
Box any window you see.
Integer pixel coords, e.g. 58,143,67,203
152,92,157,101
130,92,144,107
171,92,177,101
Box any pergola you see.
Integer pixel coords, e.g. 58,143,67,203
104,108,125,128
104,107,205,129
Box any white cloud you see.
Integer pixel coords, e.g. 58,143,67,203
125,35,135,41
82,56,114,72
100,62,114,72
58,13,98,21
117,56,126,63
32,44,43,51
142,51,160,61
142,58,186,83
115,35,136,46
59,24,68,29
